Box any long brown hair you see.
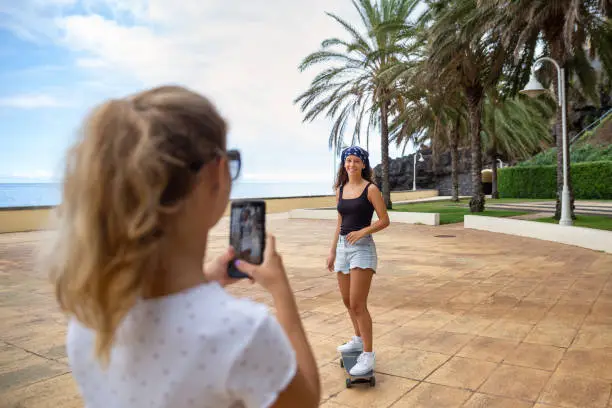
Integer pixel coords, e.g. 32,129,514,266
334,154,374,191
46,85,227,365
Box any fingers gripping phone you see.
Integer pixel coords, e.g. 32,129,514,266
228,200,266,279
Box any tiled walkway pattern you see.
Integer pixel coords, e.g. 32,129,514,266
1,218,612,407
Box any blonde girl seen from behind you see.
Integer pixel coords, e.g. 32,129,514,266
46,86,320,408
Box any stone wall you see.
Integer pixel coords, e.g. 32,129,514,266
436,173,473,196
372,150,436,191
373,147,475,194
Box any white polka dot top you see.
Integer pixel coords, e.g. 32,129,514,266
66,281,297,408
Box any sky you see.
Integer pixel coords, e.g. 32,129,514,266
0,0,419,184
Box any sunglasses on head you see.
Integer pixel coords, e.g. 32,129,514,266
190,148,241,181
225,149,241,181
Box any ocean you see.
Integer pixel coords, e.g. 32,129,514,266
0,181,335,208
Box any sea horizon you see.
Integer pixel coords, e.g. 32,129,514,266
0,180,335,208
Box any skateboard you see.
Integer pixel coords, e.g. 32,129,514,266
339,351,376,388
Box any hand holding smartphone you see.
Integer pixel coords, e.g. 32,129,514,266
228,200,266,279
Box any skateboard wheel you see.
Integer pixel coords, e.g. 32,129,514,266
345,378,352,388
370,376,376,387
340,359,344,368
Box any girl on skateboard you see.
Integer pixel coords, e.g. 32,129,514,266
46,86,320,408
327,146,390,376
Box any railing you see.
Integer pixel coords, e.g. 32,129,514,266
570,107,612,145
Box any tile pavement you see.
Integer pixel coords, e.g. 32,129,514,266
1,218,612,407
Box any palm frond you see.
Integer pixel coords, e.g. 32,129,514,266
295,0,425,157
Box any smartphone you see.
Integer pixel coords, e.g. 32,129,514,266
228,200,266,279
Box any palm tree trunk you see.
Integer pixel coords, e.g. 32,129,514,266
491,153,499,199
448,120,460,202
549,36,576,220
466,86,485,212
380,101,392,209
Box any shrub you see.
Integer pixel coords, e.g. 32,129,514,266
498,161,612,199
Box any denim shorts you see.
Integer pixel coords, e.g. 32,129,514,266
334,235,378,274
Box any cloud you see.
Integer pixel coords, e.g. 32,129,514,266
0,0,78,42
1,0,410,181
0,94,69,108
5,65,67,75
75,58,108,68
49,2,358,150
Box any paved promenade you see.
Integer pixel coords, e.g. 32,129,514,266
1,217,611,407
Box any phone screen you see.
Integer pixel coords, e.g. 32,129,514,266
229,201,265,266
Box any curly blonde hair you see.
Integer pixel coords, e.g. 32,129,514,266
47,85,227,365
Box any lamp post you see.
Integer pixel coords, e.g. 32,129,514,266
413,152,424,191
520,57,572,226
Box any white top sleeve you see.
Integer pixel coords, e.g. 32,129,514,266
226,314,297,408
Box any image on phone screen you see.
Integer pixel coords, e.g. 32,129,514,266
230,203,265,265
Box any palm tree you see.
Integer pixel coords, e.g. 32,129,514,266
389,74,468,202
375,9,469,203
294,0,421,209
445,113,468,202
481,93,557,197
384,0,556,204
424,0,518,212
484,0,612,218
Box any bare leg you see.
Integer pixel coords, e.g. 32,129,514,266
337,272,360,337
349,268,374,352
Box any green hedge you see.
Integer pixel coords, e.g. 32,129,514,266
498,161,612,199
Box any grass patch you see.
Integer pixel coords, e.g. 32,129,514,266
532,215,612,231
462,198,611,204
392,200,528,225
487,198,554,204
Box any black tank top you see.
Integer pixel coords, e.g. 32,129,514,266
337,183,375,236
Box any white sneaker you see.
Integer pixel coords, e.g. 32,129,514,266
349,352,375,376
337,336,363,353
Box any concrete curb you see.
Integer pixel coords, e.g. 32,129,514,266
487,203,612,216
393,195,471,205
464,215,612,254
289,209,440,226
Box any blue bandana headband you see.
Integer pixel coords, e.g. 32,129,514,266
341,146,369,168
